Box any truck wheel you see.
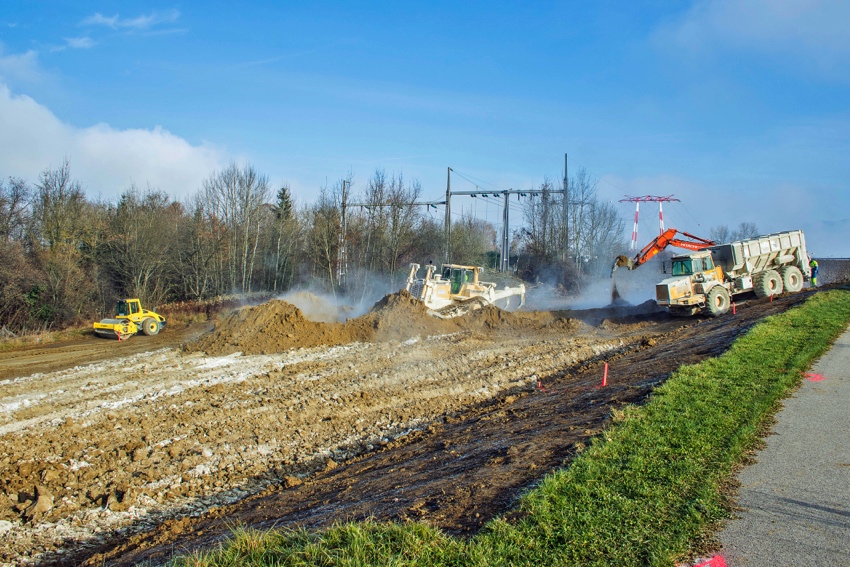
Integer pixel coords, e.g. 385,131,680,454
706,286,730,316
779,265,804,293
754,270,783,298
141,317,160,336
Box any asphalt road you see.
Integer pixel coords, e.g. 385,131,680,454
718,325,850,566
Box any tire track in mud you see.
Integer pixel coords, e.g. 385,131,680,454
0,291,817,566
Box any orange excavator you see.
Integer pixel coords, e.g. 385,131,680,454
611,228,715,276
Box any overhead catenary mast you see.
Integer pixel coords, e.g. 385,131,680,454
619,195,681,251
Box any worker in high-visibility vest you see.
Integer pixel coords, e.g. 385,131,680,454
809,257,819,286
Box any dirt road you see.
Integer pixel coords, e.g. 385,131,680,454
0,289,818,566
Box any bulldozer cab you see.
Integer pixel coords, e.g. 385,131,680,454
442,265,474,295
116,299,141,317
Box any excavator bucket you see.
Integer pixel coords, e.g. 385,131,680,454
611,255,636,277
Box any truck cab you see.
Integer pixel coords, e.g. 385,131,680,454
657,251,726,315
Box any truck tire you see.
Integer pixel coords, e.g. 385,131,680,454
779,265,804,293
754,270,783,298
141,317,160,336
706,286,730,316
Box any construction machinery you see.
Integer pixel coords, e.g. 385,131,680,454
615,230,811,317
405,263,526,318
93,298,167,340
611,228,715,276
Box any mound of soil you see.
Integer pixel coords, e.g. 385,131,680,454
361,289,460,341
191,291,460,356
188,300,357,355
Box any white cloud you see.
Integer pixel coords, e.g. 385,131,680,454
81,10,180,31
653,0,850,73
0,46,44,84
65,37,96,49
0,84,225,201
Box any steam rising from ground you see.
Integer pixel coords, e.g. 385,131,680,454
524,257,668,311
281,257,671,320
278,272,399,322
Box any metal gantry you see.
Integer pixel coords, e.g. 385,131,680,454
446,166,568,272
619,195,680,251
338,156,571,283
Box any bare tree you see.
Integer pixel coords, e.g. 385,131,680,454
100,185,179,305
710,225,731,244
31,159,87,251
305,186,341,293
175,193,220,300
28,160,103,325
384,174,421,283
522,178,560,261
568,168,599,272
733,222,759,240
0,177,30,242
583,200,626,276
202,163,271,293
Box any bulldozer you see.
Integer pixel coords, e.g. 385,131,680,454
405,263,525,318
93,298,167,340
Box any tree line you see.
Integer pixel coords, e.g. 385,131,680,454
0,159,626,332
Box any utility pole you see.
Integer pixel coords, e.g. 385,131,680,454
444,167,452,263
336,180,348,288
562,153,569,263
449,186,567,272
501,191,510,272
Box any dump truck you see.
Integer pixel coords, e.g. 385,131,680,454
405,263,526,318
93,298,167,340
655,230,811,316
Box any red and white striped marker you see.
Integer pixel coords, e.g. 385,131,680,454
601,363,608,387
659,201,665,233
630,202,640,251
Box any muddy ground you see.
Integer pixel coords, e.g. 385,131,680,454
0,284,835,566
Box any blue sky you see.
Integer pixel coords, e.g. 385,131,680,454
1,1,849,255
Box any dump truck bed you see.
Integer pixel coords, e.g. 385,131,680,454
708,230,809,279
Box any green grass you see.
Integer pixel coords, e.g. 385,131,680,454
172,290,850,567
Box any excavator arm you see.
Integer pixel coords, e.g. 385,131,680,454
611,228,715,276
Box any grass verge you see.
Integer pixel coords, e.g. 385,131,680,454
173,290,850,567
